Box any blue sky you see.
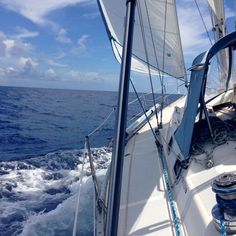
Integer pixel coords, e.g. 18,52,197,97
0,0,235,92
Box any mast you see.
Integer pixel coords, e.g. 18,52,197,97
105,0,136,235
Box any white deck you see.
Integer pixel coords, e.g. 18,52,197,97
176,140,236,236
117,94,236,236
118,125,176,235
118,97,185,236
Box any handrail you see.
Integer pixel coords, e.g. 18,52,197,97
88,108,115,137
86,90,162,140
126,103,160,141
82,89,170,235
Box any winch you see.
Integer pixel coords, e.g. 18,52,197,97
211,172,236,234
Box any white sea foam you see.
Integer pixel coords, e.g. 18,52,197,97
0,147,112,236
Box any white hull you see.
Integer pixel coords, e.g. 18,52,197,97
97,90,236,236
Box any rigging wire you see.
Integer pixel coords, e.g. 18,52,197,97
208,1,229,91
143,0,163,87
130,78,181,236
130,78,183,164
87,89,162,139
129,78,159,140
160,0,168,127
173,0,189,87
137,0,159,127
209,4,218,43
144,0,171,126
128,91,154,106
88,108,115,137
193,0,213,46
194,0,228,92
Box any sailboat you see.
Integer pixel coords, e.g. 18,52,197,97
81,0,236,235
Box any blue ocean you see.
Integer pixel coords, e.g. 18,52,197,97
0,86,179,236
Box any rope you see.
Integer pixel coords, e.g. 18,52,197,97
157,144,181,236
220,218,226,236
72,145,87,236
219,205,226,236
131,79,181,235
137,0,159,127
190,117,236,168
88,108,115,137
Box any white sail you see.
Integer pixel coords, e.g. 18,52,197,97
208,0,228,89
98,0,186,78
208,0,226,40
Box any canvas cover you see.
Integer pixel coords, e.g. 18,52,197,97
174,52,206,159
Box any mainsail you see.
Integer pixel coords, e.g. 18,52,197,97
98,0,186,79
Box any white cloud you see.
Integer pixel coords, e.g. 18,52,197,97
67,70,108,82
0,31,95,85
225,6,236,19
0,32,34,63
47,59,67,67
3,38,33,57
0,31,38,80
0,32,6,57
46,68,56,77
54,52,66,60
177,0,236,64
78,34,88,47
14,27,39,39
19,57,38,68
56,28,72,44
23,59,35,73
0,43,5,57
177,0,212,60
5,66,16,74
69,70,80,79
71,34,89,55
34,52,68,68
84,71,99,80
82,11,100,19
0,0,93,45
3,39,15,49
0,0,91,25
0,32,97,84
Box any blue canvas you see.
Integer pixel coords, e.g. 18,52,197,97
174,52,206,159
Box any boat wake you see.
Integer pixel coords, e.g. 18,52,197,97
0,147,112,236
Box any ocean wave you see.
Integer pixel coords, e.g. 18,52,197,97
0,147,111,236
